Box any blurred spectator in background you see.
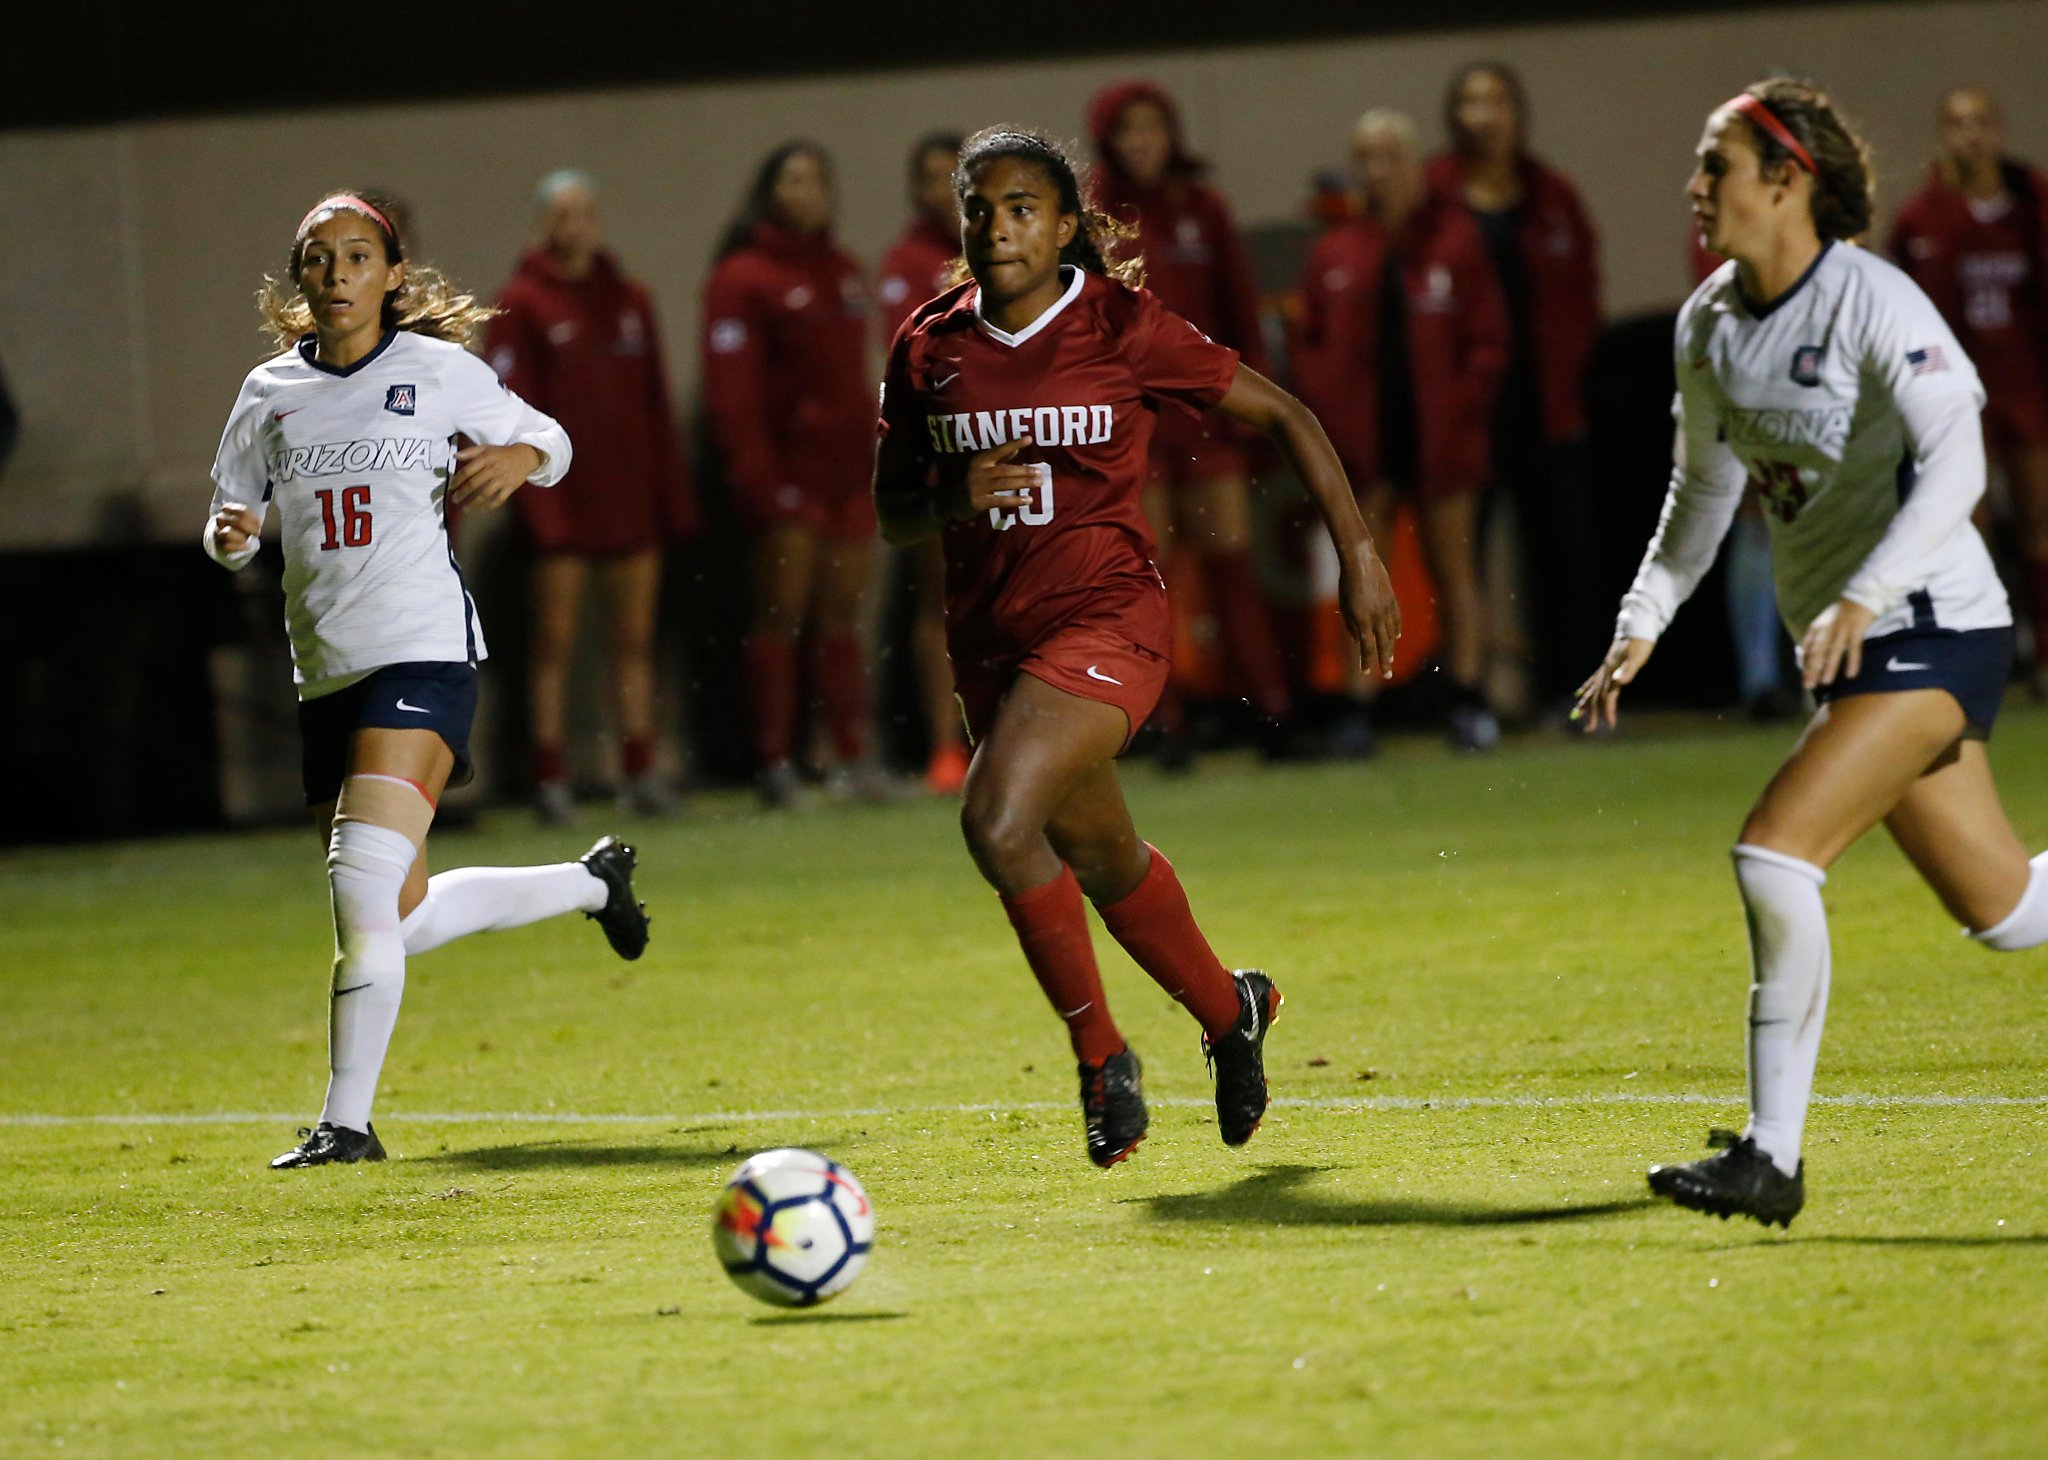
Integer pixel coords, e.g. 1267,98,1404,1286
1890,86,2048,692
701,142,881,807
1430,61,1605,718
877,132,971,796
1088,79,1299,766
489,170,696,822
1295,110,1509,752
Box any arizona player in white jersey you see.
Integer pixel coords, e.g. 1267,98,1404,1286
206,192,652,1170
1578,81,2048,1227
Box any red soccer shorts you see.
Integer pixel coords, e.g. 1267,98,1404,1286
954,620,1172,751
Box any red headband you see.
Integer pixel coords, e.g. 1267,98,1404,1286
297,193,395,240
1724,94,1817,175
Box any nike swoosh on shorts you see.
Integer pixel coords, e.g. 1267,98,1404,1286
1885,657,1930,672
1085,665,1123,686
395,697,432,714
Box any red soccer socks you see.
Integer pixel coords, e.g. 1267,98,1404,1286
1094,844,1240,1038
1002,867,1124,1065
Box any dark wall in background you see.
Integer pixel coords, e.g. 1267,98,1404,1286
8,0,1939,132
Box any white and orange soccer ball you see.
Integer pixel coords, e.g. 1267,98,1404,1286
711,1148,875,1308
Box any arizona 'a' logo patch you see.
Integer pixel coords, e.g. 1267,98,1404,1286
1789,346,1823,387
384,384,417,415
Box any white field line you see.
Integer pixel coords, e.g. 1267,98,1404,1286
2,1091,2045,1129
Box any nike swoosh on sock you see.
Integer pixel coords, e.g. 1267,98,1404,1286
333,983,375,997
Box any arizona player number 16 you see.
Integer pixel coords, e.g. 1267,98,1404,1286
990,463,1055,530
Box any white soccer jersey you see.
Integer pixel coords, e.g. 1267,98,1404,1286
1618,243,2009,647
207,331,571,696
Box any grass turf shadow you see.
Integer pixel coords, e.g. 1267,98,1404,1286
748,1311,910,1327
1139,1164,1655,1229
417,1139,743,1172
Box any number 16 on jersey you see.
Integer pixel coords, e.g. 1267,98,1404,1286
990,463,1054,531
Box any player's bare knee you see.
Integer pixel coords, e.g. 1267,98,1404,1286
959,793,1038,879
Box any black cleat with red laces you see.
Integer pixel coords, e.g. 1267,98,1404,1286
1078,1047,1148,1168
1204,970,1282,1147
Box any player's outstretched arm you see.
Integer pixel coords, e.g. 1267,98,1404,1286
1216,364,1401,678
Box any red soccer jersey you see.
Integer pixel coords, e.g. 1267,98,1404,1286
878,267,1241,665
1890,163,2048,376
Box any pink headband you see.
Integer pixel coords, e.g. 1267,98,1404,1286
1724,94,1817,175
297,193,395,240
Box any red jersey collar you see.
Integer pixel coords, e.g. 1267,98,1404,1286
973,265,1087,348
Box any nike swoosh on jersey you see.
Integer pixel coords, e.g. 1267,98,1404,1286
1885,657,1931,672
931,371,960,390
1085,665,1123,685
395,697,432,713
274,408,303,421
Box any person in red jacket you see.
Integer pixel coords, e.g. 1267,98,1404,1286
1088,80,1298,763
1296,110,1510,750
1890,86,2048,689
1430,61,1605,715
488,170,696,822
702,142,881,806
877,133,972,796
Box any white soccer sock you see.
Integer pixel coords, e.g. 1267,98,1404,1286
400,861,607,956
318,821,417,1133
1969,851,2048,952
1733,843,1832,1177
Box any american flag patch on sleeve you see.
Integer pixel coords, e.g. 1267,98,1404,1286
1906,345,1948,375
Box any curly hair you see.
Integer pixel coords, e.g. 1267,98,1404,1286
1732,78,1875,242
257,189,495,353
953,127,1143,288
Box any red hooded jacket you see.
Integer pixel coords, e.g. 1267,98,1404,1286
700,219,874,520
1889,160,2048,378
877,214,961,340
1087,81,1270,379
487,248,695,553
1425,151,1600,443
1291,198,1510,497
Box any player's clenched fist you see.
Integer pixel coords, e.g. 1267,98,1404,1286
947,437,1040,520
211,502,263,555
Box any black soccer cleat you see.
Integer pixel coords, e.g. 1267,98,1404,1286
271,1121,386,1170
1078,1047,1148,1168
1648,1135,1805,1229
580,835,650,961
1204,970,1283,1147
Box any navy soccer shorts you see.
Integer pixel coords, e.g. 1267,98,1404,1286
1812,626,2015,739
298,661,479,805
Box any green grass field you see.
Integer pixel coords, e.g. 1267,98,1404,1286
5,712,2047,1458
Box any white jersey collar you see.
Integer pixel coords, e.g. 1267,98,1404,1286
975,266,1086,348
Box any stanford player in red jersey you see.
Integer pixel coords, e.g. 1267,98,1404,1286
1891,86,2048,688
878,133,973,796
874,128,1399,1168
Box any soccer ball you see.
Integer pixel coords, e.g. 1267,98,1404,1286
711,1148,875,1308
